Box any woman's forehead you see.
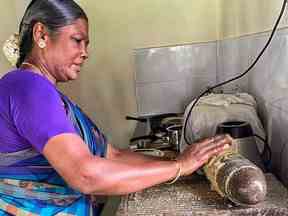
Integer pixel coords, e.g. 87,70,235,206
58,18,89,37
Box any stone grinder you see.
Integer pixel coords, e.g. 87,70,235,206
203,121,267,206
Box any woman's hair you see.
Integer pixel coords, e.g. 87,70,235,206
16,0,88,68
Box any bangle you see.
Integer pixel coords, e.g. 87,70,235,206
166,160,182,185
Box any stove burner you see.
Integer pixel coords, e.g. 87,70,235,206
126,113,183,151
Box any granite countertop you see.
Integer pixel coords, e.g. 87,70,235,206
116,173,288,216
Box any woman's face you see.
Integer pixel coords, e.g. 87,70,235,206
44,18,89,82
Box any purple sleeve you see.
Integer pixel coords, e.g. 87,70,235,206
10,73,76,152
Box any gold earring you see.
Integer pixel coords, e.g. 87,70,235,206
38,40,46,49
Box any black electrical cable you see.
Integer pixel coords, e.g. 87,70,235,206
183,0,288,146
253,134,272,169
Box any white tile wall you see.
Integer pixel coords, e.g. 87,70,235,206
136,80,187,115
135,42,217,116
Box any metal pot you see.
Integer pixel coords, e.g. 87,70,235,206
167,124,182,152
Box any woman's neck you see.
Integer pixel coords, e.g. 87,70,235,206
20,60,56,85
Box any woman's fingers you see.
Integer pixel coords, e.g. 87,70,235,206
194,134,231,148
199,134,232,156
178,134,233,176
198,140,231,163
191,134,232,156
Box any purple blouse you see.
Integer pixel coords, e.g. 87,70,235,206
0,69,76,153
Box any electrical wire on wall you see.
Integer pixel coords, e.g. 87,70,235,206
183,0,288,165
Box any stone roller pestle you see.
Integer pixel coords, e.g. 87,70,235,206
203,150,267,206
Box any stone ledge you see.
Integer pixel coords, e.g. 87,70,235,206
116,173,288,216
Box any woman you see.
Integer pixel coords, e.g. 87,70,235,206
0,0,232,215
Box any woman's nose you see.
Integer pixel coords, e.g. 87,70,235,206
81,45,89,60
81,52,88,60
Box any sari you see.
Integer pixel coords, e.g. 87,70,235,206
0,93,107,215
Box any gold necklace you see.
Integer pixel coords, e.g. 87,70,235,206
21,62,45,75
21,62,55,84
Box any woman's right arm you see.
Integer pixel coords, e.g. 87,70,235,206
43,133,231,195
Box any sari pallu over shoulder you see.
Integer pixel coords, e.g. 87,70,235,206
0,93,107,216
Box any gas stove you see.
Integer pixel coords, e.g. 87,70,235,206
126,113,183,152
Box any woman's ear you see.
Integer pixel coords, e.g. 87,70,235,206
32,22,48,49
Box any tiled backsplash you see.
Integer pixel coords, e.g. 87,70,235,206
134,42,217,116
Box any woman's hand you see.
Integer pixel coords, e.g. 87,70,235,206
176,134,232,176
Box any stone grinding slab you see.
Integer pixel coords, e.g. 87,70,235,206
116,173,288,216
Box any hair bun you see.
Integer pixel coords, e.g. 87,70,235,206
2,33,20,66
